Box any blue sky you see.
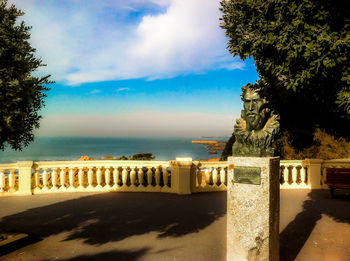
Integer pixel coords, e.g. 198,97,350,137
9,0,258,137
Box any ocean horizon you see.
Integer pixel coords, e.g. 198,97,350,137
0,136,227,163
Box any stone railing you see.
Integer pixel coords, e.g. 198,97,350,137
280,160,310,189
0,163,19,194
1,158,348,197
32,160,173,194
191,161,228,193
0,160,175,196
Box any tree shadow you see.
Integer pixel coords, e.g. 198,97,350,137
280,190,350,261
0,235,41,256
0,192,226,246
43,248,150,261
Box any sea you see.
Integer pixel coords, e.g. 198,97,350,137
0,137,227,163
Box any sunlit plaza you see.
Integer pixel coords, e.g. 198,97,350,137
0,190,350,261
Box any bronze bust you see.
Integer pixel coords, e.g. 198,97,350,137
232,83,280,157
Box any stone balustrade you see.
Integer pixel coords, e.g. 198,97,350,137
0,163,18,194
32,160,172,194
1,158,348,197
191,161,228,192
279,160,310,189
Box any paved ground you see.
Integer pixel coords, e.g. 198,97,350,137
0,189,349,261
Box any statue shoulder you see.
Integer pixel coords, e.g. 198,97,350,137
234,118,246,130
263,112,280,135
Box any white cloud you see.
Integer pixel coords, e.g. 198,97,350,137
36,111,237,137
88,89,101,95
9,0,243,85
219,62,246,70
116,87,130,92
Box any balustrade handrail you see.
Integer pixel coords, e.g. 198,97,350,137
33,160,170,169
193,161,228,167
0,163,19,170
280,160,306,164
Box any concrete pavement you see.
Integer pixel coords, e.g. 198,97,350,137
0,190,349,261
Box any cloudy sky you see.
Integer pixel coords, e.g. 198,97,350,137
9,0,258,137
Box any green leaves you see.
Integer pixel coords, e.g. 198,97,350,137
220,0,350,151
220,0,349,112
0,0,53,150
337,91,350,112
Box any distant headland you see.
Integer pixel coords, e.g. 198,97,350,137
192,139,227,155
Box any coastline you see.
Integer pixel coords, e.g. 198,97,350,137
0,137,227,163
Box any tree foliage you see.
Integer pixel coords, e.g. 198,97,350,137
220,133,235,161
0,0,52,150
282,128,350,159
99,153,156,160
220,0,350,151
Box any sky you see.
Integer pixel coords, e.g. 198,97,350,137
8,0,258,138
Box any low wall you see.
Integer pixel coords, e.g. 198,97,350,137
1,158,348,197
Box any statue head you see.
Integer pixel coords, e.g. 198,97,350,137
232,83,280,157
241,84,268,131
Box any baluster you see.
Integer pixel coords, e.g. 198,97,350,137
87,168,94,189
205,168,211,186
296,166,302,184
96,168,103,188
122,168,128,186
220,167,226,185
163,167,169,187
105,168,111,188
8,169,16,192
57,168,63,190
130,168,136,186
300,166,307,185
138,168,144,186
0,170,5,192
52,168,59,190
212,167,218,186
68,168,75,189
59,168,66,189
300,166,306,185
155,168,161,186
291,166,297,185
113,168,119,188
147,168,153,186
286,166,292,184
197,169,202,187
34,169,40,189
77,168,84,189
43,169,50,190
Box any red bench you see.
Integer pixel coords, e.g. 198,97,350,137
325,168,350,198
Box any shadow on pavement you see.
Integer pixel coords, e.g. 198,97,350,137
0,235,41,257
44,247,150,261
0,192,226,247
280,190,350,261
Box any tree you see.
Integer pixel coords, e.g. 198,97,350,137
283,128,350,159
220,0,350,152
220,133,235,160
0,0,52,150
99,153,156,160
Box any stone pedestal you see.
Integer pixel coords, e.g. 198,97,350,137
17,161,33,196
227,157,280,261
169,157,193,195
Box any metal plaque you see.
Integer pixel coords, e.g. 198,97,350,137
233,166,261,185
